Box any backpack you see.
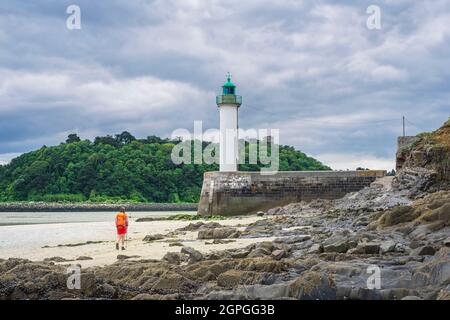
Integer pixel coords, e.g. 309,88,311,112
116,212,128,228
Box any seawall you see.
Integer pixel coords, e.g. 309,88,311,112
198,170,386,216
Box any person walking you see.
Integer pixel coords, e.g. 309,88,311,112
115,207,129,250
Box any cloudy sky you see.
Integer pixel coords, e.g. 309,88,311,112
1,0,449,170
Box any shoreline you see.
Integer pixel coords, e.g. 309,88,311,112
0,215,265,268
0,202,198,212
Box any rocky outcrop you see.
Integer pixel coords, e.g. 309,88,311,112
395,118,450,192
197,227,241,239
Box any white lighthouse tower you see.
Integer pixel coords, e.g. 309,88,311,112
216,73,242,172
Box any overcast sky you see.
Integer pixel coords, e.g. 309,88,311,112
1,0,449,170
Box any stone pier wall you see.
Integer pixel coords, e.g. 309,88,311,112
197,170,386,216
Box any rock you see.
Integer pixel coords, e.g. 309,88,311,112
348,287,381,300
394,243,410,253
323,240,355,254
116,255,140,260
247,248,271,258
256,211,265,217
412,248,450,287
151,273,195,291
132,293,160,300
271,250,286,260
401,296,423,300
437,285,450,300
169,242,184,247
288,271,337,300
181,246,203,263
380,240,397,254
216,270,262,288
178,222,223,231
412,246,436,256
255,241,275,252
228,247,251,259
444,237,450,247
143,234,165,242
392,167,436,196
209,239,236,245
197,227,241,239
80,273,97,296
274,235,311,244
76,256,93,261
242,283,290,299
349,242,380,255
266,207,282,215
409,240,423,249
43,257,70,263
307,244,324,254
378,206,418,228
97,283,117,298
163,252,183,265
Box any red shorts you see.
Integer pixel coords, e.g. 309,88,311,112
116,226,127,235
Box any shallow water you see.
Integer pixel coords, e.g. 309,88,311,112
0,211,195,226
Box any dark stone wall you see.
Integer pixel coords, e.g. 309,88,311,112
198,171,386,216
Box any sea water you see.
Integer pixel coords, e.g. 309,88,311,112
0,211,194,226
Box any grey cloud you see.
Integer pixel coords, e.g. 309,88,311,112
0,0,449,169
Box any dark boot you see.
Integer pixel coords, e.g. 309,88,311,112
121,246,125,250
116,243,119,250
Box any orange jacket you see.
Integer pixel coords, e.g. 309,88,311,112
115,212,128,228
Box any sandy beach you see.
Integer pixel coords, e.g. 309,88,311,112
0,215,272,268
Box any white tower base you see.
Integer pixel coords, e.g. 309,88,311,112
219,105,239,172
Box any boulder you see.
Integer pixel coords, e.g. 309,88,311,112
380,240,397,254
143,234,165,242
247,248,271,258
401,296,423,300
151,273,195,292
80,273,97,296
197,227,241,239
116,255,140,260
411,246,436,256
217,270,262,288
444,237,450,247
43,257,70,263
307,244,324,254
412,247,450,287
169,242,184,247
323,240,355,254
271,250,286,260
288,271,337,300
242,283,290,299
163,252,183,265
76,256,93,261
274,235,311,244
255,241,275,252
178,222,223,232
437,285,450,300
349,242,380,255
181,246,203,263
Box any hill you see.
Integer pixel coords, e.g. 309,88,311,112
0,132,331,203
